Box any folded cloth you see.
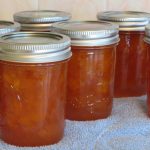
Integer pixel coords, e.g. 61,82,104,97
0,96,149,150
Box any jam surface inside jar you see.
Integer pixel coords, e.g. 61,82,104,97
115,31,147,97
67,45,116,120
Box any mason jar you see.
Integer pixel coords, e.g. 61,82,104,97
97,11,150,97
144,24,150,117
0,32,71,146
53,21,119,121
0,20,20,35
13,10,71,32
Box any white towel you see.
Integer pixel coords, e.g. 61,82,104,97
0,96,149,150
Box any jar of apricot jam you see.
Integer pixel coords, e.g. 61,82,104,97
144,25,150,117
97,11,150,97
13,10,71,32
0,32,71,146
53,21,119,120
0,20,20,35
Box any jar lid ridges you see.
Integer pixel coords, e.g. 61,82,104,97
14,10,72,23
0,21,20,35
53,21,119,46
97,11,150,31
0,32,71,63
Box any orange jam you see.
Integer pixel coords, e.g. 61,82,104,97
115,31,147,97
0,32,71,146
53,21,119,120
67,45,116,120
0,61,67,146
97,11,150,97
144,24,150,117
146,44,150,116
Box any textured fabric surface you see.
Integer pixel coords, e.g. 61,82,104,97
0,96,149,150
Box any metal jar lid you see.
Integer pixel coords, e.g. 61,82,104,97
53,21,119,46
97,11,150,31
18,23,54,32
0,32,72,63
14,10,71,31
0,21,20,35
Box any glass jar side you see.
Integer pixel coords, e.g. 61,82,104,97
66,44,117,121
146,42,150,116
0,60,68,146
114,31,147,97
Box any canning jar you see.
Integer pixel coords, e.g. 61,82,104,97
144,25,150,117
0,20,20,35
13,10,71,32
0,32,71,146
53,21,119,120
97,11,150,97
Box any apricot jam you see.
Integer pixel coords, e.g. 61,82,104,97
115,31,147,97
144,24,150,117
53,21,119,120
98,11,150,97
14,10,71,31
0,32,71,146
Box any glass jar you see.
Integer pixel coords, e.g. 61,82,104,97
13,10,71,32
97,11,150,97
0,20,20,35
0,32,71,146
144,25,150,116
53,21,119,121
